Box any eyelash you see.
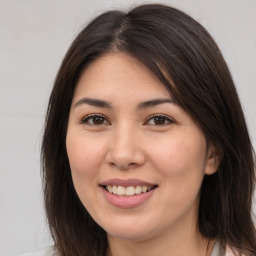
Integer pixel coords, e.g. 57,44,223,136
146,114,174,126
81,114,110,125
80,114,174,126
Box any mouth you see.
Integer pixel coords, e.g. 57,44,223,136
100,179,158,208
100,179,158,197
101,184,157,197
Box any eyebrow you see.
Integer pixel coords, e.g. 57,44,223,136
74,97,176,109
74,98,112,108
137,98,176,110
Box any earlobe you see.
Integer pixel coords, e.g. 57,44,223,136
204,146,221,175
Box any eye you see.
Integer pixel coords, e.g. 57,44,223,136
146,115,174,126
81,115,110,125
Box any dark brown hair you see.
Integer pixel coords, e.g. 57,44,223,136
41,4,256,256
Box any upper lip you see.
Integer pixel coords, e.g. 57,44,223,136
100,178,157,187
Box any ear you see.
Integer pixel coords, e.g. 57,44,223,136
204,143,222,175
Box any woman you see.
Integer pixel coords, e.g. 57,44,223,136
38,3,255,256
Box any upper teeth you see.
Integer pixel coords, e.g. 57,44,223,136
106,185,154,196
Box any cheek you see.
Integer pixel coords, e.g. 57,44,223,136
66,132,104,175
65,131,107,211
150,135,207,214
65,131,108,199
148,133,207,193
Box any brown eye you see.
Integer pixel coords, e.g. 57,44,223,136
146,115,173,126
153,116,166,125
92,116,105,125
81,115,109,125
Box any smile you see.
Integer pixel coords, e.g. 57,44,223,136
105,185,156,196
100,179,158,208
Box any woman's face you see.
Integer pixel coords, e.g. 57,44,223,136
66,53,217,242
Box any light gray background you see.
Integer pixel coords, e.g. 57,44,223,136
0,0,255,255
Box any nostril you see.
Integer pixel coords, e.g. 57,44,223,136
107,160,137,170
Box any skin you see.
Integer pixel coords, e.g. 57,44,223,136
66,53,218,256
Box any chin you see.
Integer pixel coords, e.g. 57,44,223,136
107,228,153,241
100,218,159,241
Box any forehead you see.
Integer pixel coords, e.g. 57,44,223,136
72,53,171,102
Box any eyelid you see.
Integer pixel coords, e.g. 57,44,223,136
80,114,110,125
144,114,175,125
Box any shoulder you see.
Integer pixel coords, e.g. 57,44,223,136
17,246,56,256
225,245,245,256
225,248,236,256
212,240,243,256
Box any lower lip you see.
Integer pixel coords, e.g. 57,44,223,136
101,187,156,208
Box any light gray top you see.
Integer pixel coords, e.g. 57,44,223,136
211,240,226,256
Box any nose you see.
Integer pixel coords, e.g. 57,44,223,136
105,125,146,170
